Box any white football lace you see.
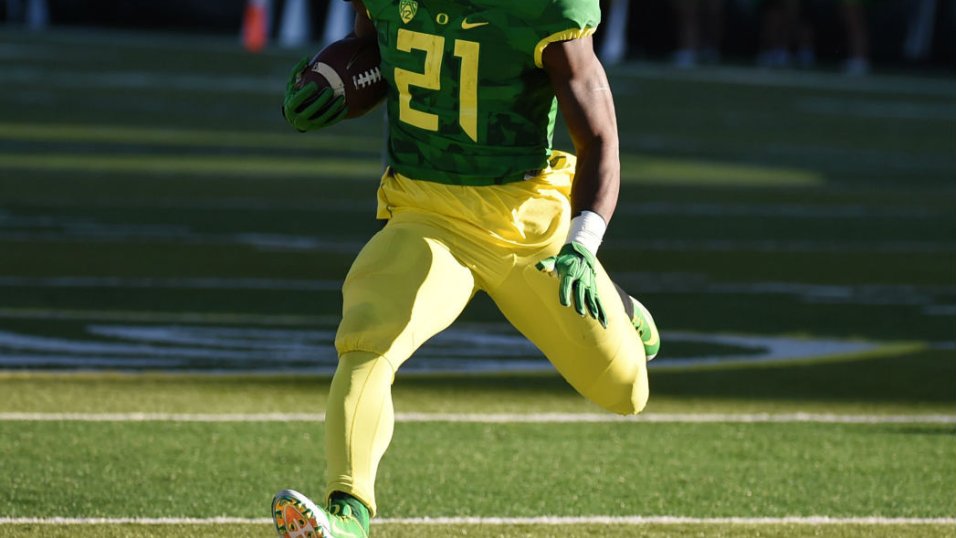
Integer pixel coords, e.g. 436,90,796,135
352,67,382,89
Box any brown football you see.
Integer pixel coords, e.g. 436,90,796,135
293,36,386,119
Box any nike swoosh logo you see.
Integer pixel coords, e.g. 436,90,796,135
461,18,489,30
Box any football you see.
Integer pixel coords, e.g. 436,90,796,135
293,36,387,119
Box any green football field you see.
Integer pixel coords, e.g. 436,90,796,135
0,28,954,537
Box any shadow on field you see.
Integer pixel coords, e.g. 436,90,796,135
647,350,956,405
391,349,955,407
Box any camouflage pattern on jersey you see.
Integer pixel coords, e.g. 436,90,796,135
362,0,600,185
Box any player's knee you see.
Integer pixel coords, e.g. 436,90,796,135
571,350,650,415
630,381,650,414
597,368,650,415
603,374,649,416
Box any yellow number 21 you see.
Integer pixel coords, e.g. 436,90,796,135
395,29,480,143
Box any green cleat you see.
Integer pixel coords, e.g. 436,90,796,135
630,297,660,361
272,489,369,538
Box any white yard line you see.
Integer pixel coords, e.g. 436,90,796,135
0,412,953,424
1,516,954,526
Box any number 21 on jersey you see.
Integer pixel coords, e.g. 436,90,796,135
394,28,480,142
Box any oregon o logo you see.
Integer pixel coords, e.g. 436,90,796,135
435,13,449,25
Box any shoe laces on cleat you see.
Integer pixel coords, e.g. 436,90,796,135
328,504,350,517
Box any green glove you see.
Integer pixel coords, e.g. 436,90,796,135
536,242,607,328
282,57,348,132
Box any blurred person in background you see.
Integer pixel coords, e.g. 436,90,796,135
756,0,815,68
840,0,871,74
598,0,632,65
672,0,725,68
755,0,871,74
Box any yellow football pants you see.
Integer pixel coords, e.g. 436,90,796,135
326,152,648,515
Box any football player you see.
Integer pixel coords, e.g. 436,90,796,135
272,1,660,536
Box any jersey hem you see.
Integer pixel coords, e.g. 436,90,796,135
387,164,546,187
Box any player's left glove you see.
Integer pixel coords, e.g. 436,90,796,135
536,241,608,328
281,57,347,133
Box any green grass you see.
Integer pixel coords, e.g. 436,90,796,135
0,350,953,415
620,155,823,186
3,524,955,538
0,27,954,537
0,153,385,178
0,122,382,151
1,421,953,518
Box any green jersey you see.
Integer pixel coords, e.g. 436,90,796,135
362,0,601,185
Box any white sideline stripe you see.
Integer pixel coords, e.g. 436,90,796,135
1,516,954,526
0,412,954,424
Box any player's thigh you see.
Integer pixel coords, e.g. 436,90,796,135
335,220,476,367
489,260,648,414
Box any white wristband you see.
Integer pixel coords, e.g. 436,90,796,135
566,210,607,255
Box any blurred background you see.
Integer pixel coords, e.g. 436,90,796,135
3,0,955,73
0,0,953,375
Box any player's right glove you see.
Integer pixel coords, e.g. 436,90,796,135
536,241,608,328
282,57,347,133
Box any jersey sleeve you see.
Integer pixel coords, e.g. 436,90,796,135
531,0,601,68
